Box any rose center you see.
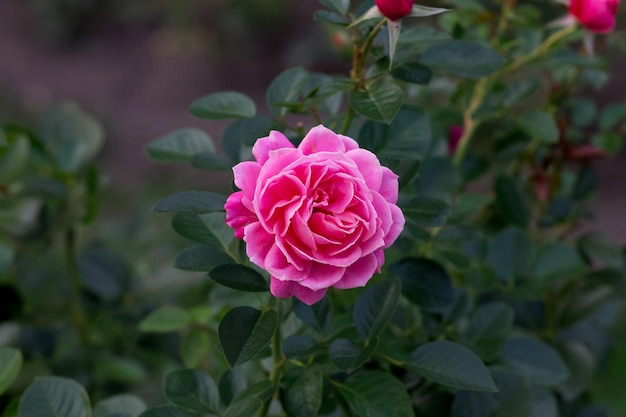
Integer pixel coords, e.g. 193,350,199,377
311,188,330,208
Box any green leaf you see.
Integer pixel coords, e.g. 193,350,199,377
284,364,324,417
329,338,378,373
405,341,497,392
468,302,513,360
223,398,263,417
500,338,569,386
487,227,533,282
78,246,132,302
93,395,147,417
416,157,462,199
531,387,558,417
218,307,279,367
0,347,22,395
155,191,227,214
443,287,473,323
451,368,533,417
599,102,626,130
0,135,30,184
354,280,400,340
189,91,256,120
94,357,147,385
559,272,621,327
0,242,15,276
146,128,215,163
174,246,235,272
392,258,454,313
532,242,586,283
572,165,597,199
403,197,451,227
578,231,623,269
303,74,348,115
1,397,19,417
139,306,191,333
517,111,559,144
313,10,350,25
318,0,350,14
359,107,432,159
0,282,21,322
293,298,331,334
592,131,623,155
494,175,530,228
349,79,404,124
395,27,451,64
38,103,104,173
390,62,432,85
385,158,420,189
172,212,234,250
421,40,505,79
222,116,279,162
82,166,100,224
468,302,514,342
180,330,210,368
283,335,320,358
190,152,232,171
188,303,215,324
164,369,219,414
209,264,269,292
568,98,597,128
19,376,90,417
335,371,414,417
266,67,309,117
218,369,247,407
448,193,490,224
447,0,486,11
138,405,198,417
560,340,596,402
231,380,275,404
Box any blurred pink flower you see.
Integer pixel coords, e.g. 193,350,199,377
448,125,463,155
375,0,414,21
225,125,405,305
569,0,620,33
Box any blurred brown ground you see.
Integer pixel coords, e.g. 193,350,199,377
0,0,624,244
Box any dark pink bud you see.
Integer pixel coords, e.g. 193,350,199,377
375,0,413,21
448,125,463,155
570,0,621,34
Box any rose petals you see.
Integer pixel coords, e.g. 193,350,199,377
225,125,405,305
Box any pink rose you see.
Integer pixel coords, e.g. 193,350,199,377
375,0,413,21
224,125,405,305
569,0,620,33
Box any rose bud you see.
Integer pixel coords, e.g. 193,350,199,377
569,0,621,33
448,125,463,155
375,0,414,21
